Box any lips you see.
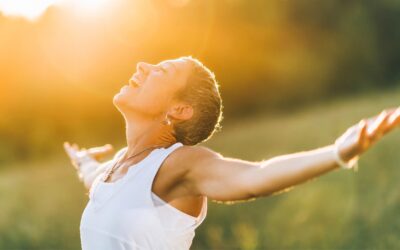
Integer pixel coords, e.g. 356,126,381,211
128,77,140,88
131,81,139,88
130,76,141,88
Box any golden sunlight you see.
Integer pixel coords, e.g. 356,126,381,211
0,0,60,21
167,0,191,8
65,0,114,16
0,0,113,21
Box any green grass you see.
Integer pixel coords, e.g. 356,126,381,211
1,86,399,249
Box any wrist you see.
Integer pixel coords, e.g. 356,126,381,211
333,140,359,172
75,154,95,166
73,154,96,180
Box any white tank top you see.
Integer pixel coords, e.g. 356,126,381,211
80,142,208,250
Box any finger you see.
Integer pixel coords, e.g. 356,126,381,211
358,120,368,150
365,108,397,127
93,144,113,151
102,144,114,152
358,120,367,139
87,144,114,157
65,142,82,158
368,111,390,139
64,141,73,149
388,108,400,126
63,142,69,150
64,142,75,154
64,146,78,164
382,109,400,136
63,142,72,156
381,108,400,133
359,107,398,140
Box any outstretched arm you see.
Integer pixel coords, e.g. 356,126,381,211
63,143,115,190
181,107,400,204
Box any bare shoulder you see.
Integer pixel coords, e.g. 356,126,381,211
170,145,223,171
163,144,223,183
161,144,223,197
179,144,222,157
154,144,222,198
166,144,224,184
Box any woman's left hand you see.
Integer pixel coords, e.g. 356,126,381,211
335,107,400,162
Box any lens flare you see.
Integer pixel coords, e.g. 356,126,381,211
0,0,60,21
0,0,113,21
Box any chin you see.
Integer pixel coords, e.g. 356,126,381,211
113,92,121,105
113,93,128,110
113,93,137,114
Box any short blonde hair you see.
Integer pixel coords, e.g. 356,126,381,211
172,56,224,145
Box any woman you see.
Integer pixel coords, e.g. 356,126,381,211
64,55,400,250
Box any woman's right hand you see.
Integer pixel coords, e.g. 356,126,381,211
63,142,114,169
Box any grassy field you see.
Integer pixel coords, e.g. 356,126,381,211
1,87,399,250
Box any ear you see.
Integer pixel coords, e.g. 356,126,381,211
169,103,194,122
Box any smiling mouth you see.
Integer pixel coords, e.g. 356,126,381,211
129,78,140,88
130,82,139,88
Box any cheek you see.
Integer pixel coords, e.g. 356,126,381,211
141,84,172,103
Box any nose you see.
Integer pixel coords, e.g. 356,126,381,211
136,62,151,75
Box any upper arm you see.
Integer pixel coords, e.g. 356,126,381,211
181,146,261,203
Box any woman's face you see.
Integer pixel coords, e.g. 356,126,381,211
113,58,191,119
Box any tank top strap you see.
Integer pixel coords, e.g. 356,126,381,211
146,142,183,178
143,142,184,193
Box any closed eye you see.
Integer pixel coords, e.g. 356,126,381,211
156,64,168,74
160,66,167,74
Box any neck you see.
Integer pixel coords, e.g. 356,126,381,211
123,114,177,158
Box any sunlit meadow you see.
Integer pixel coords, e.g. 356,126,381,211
1,0,399,249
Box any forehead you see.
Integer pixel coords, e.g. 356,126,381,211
159,58,191,76
159,58,192,91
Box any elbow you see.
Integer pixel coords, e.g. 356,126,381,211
249,188,271,199
247,164,280,198
248,182,275,199
243,168,273,199
251,183,296,198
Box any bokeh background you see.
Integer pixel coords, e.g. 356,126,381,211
0,0,399,249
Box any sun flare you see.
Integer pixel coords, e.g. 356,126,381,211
0,0,60,21
0,0,113,21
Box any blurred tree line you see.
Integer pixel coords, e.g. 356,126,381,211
0,0,399,164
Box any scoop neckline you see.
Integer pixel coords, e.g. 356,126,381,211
98,142,182,185
99,147,162,185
